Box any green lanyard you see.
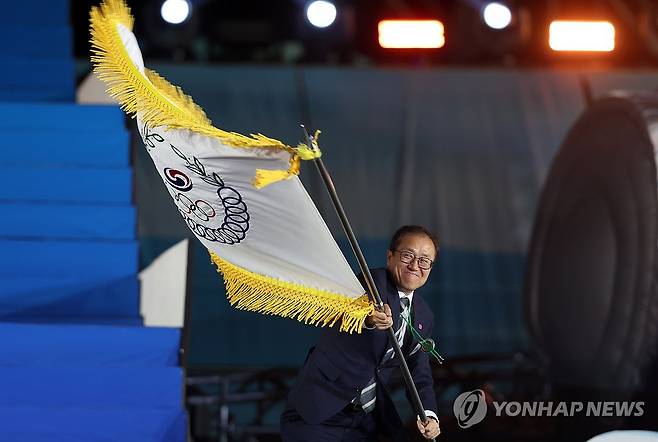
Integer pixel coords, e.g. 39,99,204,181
400,306,445,364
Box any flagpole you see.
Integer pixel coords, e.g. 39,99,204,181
301,127,436,438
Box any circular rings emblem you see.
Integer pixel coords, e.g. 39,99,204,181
166,144,251,245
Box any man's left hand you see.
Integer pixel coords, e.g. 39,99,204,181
417,417,440,439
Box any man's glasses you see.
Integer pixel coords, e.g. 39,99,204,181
392,250,434,270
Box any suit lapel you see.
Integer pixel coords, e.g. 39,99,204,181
410,296,431,341
401,296,425,353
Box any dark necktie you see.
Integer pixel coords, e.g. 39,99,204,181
395,296,410,345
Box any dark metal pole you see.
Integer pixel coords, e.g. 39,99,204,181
302,127,435,437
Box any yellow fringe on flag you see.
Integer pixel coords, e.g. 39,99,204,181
252,168,295,189
253,154,302,189
210,252,374,333
89,0,293,152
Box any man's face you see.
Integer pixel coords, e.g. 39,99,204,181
386,233,436,294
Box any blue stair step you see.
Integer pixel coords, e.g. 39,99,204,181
6,0,69,25
0,167,132,204
0,274,140,319
0,367,183,408
0,203,136,240
0,103,126,131
0,407,186,442
0,129,130,167
0,58,74,102
0,323,179,367
0,27,71,58
4,315,144,326
0,240,137,278
0,89,73,102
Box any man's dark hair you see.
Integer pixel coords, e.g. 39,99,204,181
389,225,439,258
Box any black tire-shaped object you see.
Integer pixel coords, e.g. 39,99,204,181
526,92,658,394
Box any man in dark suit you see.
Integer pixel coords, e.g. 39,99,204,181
281,225,441,441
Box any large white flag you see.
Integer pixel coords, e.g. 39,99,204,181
90,0,372,332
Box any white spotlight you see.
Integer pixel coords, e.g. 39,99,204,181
482,2,512,30
306,1,337,28
161,0,191,25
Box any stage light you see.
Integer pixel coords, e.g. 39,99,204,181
549,21,615,52
482,2,512,30
160,0,191,25
378,20,445,49
305,1,337,28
